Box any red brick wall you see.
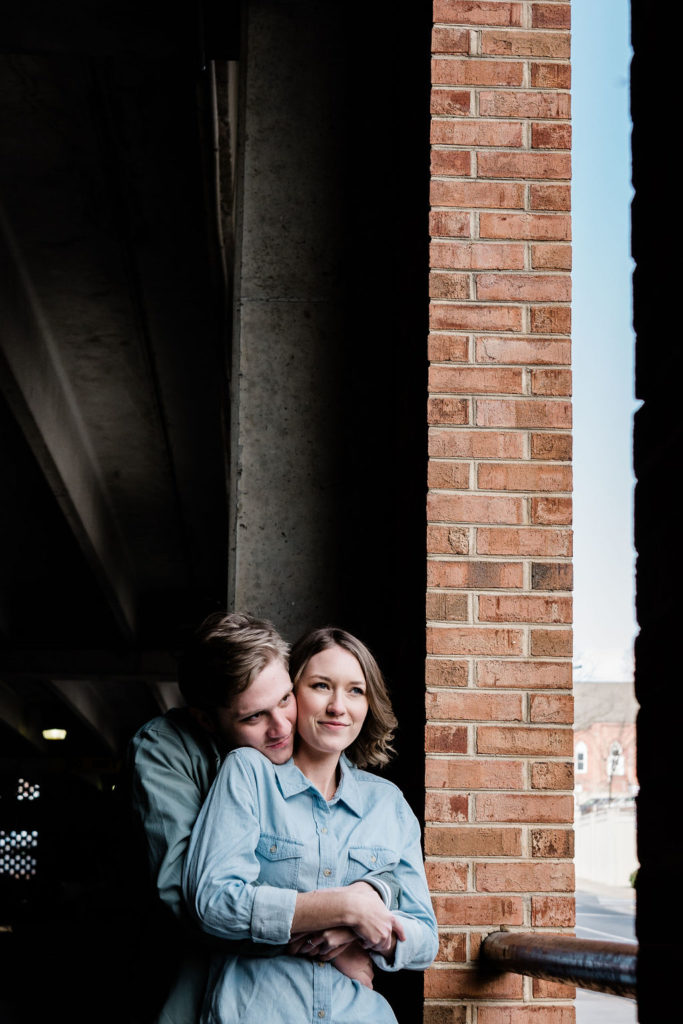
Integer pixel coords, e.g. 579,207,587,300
426,2,574,1020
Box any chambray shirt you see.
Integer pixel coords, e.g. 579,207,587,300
182,747,438,1024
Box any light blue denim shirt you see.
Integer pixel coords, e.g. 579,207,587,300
183,746,438,1024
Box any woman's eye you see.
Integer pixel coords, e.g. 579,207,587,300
312,682,329,690
350,687,366,696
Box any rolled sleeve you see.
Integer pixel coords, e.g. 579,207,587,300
251,885,298,944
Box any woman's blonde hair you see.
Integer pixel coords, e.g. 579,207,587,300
289,627,397,769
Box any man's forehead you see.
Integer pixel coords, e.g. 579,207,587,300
231,674,293,717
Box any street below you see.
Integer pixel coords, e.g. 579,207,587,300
575,882,636,1024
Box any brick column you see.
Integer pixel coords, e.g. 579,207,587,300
426,3,574,1023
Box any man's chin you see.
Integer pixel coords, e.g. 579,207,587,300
263,741,293,764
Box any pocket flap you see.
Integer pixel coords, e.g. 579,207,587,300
256,834,304,862
347,846,397,871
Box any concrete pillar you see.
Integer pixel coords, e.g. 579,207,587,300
228,0,347,641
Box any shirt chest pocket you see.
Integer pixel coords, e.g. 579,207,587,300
255,834,304,889
344,845,398,885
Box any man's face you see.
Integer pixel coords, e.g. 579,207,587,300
212,658,297,763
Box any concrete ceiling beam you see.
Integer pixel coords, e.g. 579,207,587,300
0,209,137,639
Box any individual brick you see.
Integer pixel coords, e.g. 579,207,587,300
430,241,525,270
435,930,468,962
476,793,574,823
433,2,524,27
477,152,571,181
428,461,471,489
531,244,572,270
478,594,572,624
531,62,571,89
530,433,573,461
426,862,469,893
532,123,572,150
477,726,573,756
428,560,523,589
476,527,572,557
531,563,573,591
428,396,470,424
431,89,472,115
424,1006,467,1024
479,91,570,119
531,761,574,790
475,861,574,892
475,336,570,365
431,180,526,209
531,496,572,524
431,119,524,147
530,184,571,211
531,369,572,395
478,1008,575,1024
426,791,470,822
529,693,573,724
430,303,524,332
481,30,570,59
532,3,571,29
475,273,571,302
530,628,573,657
428,625,524,656
425,657,469,687
479,213,570,240
427,525,471,555
431,26,470,53
429,365,524,393
429,430,525,459
530,305,571,334
432,58,524,86
533,979,577,999
531,828,575,859
426,826,523,858
430,210,471,237
432,894,524,926
430,272,471,299
426,758,525,791
531,895,576,927
476,660,572,689
431,150,473,177
426,591,469,621
425,723,468,754
476,399,572,429
426,690,523,721
477,463,572,492
428,334,470,362
425,968,524,999
428,492,525,524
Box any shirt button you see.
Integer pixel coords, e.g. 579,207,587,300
320,827,328,834
316,961,325,968
371,855,376,862
318,1012,325,1018
270,845,277,853
323,869,332,877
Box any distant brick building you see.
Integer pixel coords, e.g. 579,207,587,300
573,682,638,806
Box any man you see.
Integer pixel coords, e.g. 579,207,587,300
128,612,397,1024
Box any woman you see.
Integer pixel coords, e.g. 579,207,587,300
182,627,438,1023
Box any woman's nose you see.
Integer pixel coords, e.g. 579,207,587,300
326,691,345,715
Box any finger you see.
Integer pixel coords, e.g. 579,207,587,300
391,916,407,943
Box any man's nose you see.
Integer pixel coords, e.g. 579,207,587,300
268,709,290,735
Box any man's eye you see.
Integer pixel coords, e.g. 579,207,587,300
280,693,292,705
242,713,261,723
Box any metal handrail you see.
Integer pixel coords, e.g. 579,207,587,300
480,930,637,999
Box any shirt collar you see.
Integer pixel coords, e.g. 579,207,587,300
274,754,363,817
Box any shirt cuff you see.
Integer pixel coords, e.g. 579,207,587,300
370,914,436,973
250,884,297,944
364,875,392,908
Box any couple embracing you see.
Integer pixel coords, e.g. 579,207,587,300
129,614,438,1024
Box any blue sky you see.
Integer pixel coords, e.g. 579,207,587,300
572,0,636,681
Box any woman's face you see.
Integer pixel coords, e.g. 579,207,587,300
295,645,369,761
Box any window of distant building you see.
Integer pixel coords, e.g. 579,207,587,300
607,741,625,776
575,741,588,774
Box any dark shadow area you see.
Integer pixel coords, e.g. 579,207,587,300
631,2,683,1020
